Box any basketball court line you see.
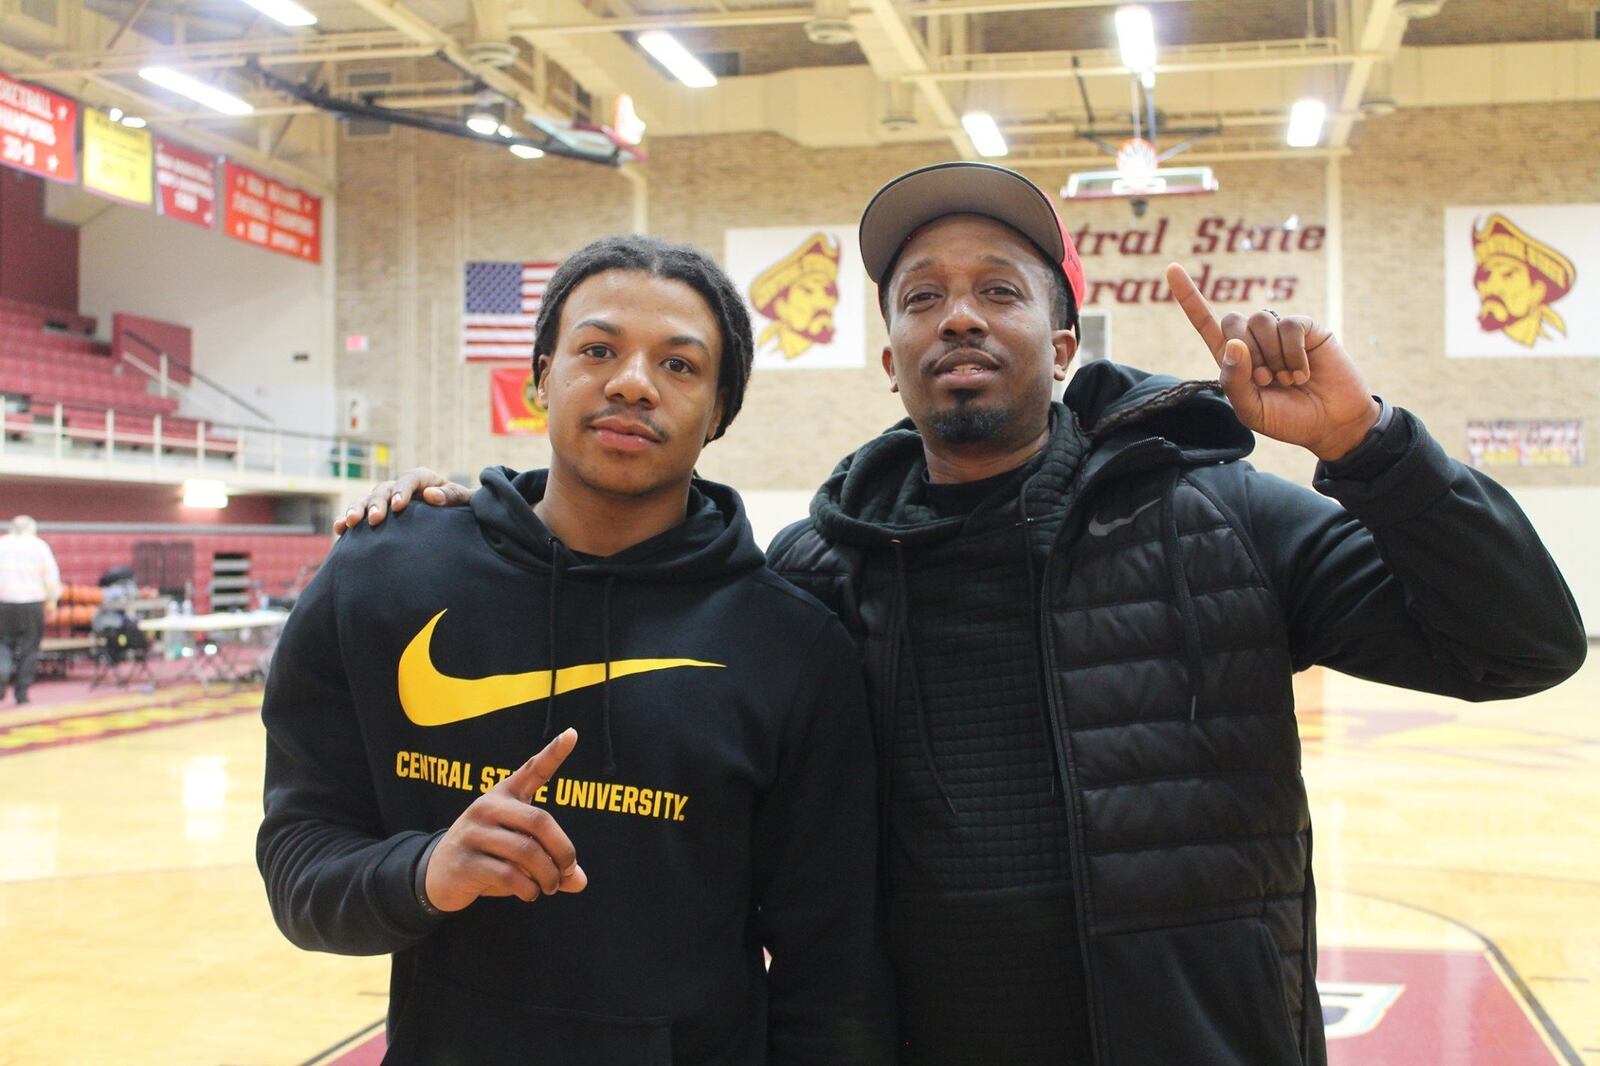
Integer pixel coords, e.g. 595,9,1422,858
300,1019,385,1066
1339,889,1583,1065
0,688,261,756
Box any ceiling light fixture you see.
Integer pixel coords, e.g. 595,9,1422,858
236,0,318,27
961,111,1008,158
1115,6,1157,77
637,31,718,88
139,67,254,116
1286,98,1327,147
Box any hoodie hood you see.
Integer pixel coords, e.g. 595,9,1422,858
469,465,765,776
470,465,766,581
811,360,1254,547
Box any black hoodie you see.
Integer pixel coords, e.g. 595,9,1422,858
258,467,896,1065
769,360,1585,1065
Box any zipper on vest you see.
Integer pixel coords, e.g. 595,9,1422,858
1035,435,1180,1065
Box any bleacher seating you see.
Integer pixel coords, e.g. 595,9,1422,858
48,531,331,614
0,296,236,453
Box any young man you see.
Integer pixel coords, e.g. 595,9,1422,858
260,235,895,1065
0,515,61,706
355,164,1585,1065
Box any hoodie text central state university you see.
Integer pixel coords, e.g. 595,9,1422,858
257,468,895,1065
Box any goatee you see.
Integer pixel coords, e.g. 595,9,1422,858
929,405,1009,444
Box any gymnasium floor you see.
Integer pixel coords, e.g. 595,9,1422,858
1,652,1595,1065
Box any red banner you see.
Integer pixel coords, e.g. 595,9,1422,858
490,368,548,435
155,138,217,229
0,71,78,183
223,161,321,262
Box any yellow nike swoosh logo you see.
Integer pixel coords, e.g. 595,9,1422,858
398,609,724,727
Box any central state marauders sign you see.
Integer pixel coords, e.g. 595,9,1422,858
0,70,78,184
223,161,322,262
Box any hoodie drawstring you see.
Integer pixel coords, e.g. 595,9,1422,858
1159,470,1205,720
541,540,620,776
600,575,617,777
543,539,565,740
892,542,958,819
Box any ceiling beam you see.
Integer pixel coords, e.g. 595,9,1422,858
0,38,333,193
340,0,566,120
508,0,1195,35
1330,0,1405,146
913,38,1367,82
855,0,974,156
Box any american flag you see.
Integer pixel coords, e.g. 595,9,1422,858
462,261,559,361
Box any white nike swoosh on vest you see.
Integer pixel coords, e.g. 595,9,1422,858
1086,497,1161,537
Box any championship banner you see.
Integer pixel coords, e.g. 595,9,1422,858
1445,205,1600,357
490,367,548,435
155,137,217,229
82,108,153,207
1466,419,1583,468
725,225,864,369
0,70,77,183
223,161,321,262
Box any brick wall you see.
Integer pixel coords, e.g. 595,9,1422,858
335,99,1600,495
1403,0,1591,47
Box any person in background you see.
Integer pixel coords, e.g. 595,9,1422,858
0,515,62,706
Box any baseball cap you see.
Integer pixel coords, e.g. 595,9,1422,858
859,161,1087,316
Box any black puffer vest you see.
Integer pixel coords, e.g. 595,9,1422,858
769,362,1326,1066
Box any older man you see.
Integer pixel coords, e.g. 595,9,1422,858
0,515,61,705
354,162,1584,1066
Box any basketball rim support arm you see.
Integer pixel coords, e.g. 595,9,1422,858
247,60,629,168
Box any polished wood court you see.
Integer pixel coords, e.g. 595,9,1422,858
1,653,1595,1064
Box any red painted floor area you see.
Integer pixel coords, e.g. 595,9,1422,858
324,947,1563,1064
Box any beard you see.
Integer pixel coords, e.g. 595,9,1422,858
928,400,1010,444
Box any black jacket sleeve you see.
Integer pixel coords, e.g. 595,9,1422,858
1222,407,1586,699
256,544,444,955
753,617,898,1065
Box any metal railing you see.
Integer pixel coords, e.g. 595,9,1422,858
0,397,395,484
119,330,277,429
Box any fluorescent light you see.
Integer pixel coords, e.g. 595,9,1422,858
181,480,229,510
509,144,544,159
1115,6,1157,74
237,0,317,27
961,111,1008,158
140,67,254,116
108,107,123,121
466,111,499,135
1286,98,1326,147
121,115,148,128
637,31,717,88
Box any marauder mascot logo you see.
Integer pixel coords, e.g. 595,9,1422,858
1472,213,1577,348
748,231,841,360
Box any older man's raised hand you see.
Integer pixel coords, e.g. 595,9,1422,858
1165,263,1380,462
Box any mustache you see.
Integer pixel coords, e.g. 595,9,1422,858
926,340,1002,376
581,407,668,442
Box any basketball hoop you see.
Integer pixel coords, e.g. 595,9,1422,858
1115,137,1159,189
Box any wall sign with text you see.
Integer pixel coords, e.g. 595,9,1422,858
224,161,322,262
